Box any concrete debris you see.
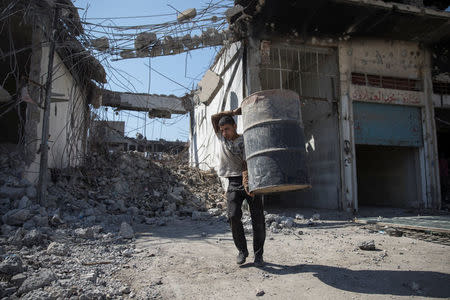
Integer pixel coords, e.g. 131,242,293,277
385,228,403,237
91,37,109,52
0,150,228,298
135,32,157,56
177,8,197,22
225,4,244,23
17,269,57,296
359,240,376,251
120,222,134,239
47,242,69,256
120,49,136,59
0,255,24,276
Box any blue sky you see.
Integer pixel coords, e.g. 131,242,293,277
74,0,230,141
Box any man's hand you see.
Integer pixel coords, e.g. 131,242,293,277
232,107,242,116
242,170,254,197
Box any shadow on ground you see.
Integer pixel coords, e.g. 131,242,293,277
241,262,450,298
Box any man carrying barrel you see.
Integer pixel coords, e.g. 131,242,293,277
211,107,266,267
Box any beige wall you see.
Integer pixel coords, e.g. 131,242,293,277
26,46,88,182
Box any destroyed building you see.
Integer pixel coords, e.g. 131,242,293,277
0,0,106,182
89,120,187,154
190,0,450,211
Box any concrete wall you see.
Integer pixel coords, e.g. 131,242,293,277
189,42,244,176
25,46,89,182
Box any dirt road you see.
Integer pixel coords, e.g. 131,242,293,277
115,210,450,299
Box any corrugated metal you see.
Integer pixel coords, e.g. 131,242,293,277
353,102,423,147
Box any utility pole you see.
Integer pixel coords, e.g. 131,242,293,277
37,4,59,205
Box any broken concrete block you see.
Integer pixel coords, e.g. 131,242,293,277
17,269,56,296
358,240,376,251
119,222,134,239
17,196,32,209
47,242,69,256
196,69,223,106
2,208,32,226
177,8,197,22
11,273,27,287
91,37,109,51
0,255,23,276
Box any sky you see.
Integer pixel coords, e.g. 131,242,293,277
74,0,230,141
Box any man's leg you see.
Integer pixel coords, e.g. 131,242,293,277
248,194,265,263
226,189,248,257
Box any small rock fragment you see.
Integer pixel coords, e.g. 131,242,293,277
256,289,265,297
358,240,376,251
17,269,56,296
120,222,134,239
0,255,23,276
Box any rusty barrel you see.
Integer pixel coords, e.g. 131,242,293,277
242,89,310,194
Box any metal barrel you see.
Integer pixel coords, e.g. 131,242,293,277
242,89,310,194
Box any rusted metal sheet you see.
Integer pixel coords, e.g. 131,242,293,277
353,101,423,147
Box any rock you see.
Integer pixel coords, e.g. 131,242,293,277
386,228,403,237
295,214,304,220
358,240,376,251
74,227,94,239
306,219,315,226
120,222,134,239
256,290,265,297
0,255,23,276
17,196,32,209
120,286,131,294
280,217,294,228
47,242,69,256
2,208,31,225
1,224,16,235
312,213,320,220
122,248,134,257
0,282,16,298
23,229,45,247
0,186,25,199
50,214,64,226
25,186,37,198
17,269,57,296
191,210,207,221
207,208,221,216
81,271,97,283
32,214,49,227
11,273,27,286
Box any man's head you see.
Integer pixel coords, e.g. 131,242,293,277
219,115,237,140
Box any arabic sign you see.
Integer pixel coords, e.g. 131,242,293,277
350,84,424,106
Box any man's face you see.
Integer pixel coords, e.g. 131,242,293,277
219,123,237,140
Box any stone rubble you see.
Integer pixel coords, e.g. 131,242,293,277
0,149,318,298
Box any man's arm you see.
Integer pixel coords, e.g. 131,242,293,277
211,107,242,134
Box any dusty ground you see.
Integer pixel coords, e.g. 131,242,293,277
115,209,450,300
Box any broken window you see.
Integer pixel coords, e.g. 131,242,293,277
260,45,338,101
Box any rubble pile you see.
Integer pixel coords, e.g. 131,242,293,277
0,148,317,298
0,150,227,298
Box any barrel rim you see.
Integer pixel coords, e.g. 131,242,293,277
241,89,300,108
251,183,312,194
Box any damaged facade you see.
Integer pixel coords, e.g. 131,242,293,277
0,0,106,182
89,120,187,154
189,0,450,211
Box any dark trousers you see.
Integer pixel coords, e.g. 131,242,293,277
226,176,265,257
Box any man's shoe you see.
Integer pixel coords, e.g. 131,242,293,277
254,254,264,267
236,251,248,265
